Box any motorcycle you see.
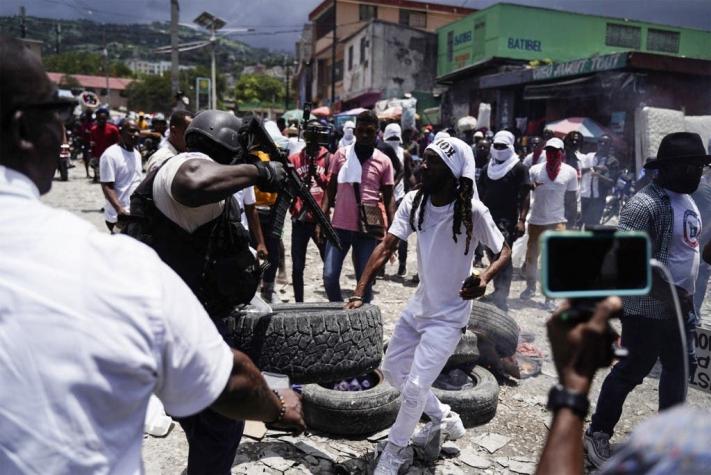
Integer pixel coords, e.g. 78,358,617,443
57,143,71,181
601,169,635,224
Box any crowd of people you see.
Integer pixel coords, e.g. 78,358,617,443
3,34,711,474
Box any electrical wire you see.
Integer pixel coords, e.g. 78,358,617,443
650,259,689,399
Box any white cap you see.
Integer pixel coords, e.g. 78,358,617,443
474,131,484,138
545,137,565,150
492,130,515,146
343,120,355,131
384,123,402,142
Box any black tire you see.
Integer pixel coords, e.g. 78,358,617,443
302,369,401,436
231,303,383,384
468,301,519,357
58,159,69,181
383,331,479,370
431,366,499,428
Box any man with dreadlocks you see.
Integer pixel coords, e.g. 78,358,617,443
346,137,510,474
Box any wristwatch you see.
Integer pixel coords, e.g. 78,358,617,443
546,384,589,419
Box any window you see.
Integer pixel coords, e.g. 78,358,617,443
647,28,680,53
314,6,335,40
447,31,454,62
360,36,367,64
359,4,377,21
605,23,641,49
335,59,344,81
473,20,485,57
348,45,353,70
399,9,426,28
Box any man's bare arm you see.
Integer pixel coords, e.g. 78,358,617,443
381,185,395,226
346,234,401,307
211,349,305,431
100,182,128,215
171,159,260,208
245,203,267,258
461,243,511,299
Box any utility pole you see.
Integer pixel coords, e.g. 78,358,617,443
284,57,290,111
19,6,26,38
330,0,336,105
55,23,61,54
170,0,180,96
210,22,217,109
103,30,110,106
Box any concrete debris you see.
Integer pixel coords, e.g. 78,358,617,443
367,428,391,442
509,460,536,474
440,442,460,457
260,450,295,472
294,441,338,463
495,456,511,467
459,448,492,469
435,462,465,475
473,433,511,453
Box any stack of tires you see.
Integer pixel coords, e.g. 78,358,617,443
230,301,511,437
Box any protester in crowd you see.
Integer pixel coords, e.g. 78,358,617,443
346,136,509,474
383,123,417,276
692,167,711,317
473,130,484,145
173,90,189,112
584,132,709,468
338,120,356,149
135,109,297,473
478,131,530,311
99,119,143,233
0,36,304,475
564,131,585,174
321,110,394,303
76,109,94,178
89,107,120,182
474,138,492,185
289,132,331,302
580,134,619,227
542,128,555,141
136,111,149,130
521,138,578,304
151,113,169,144
523,136,545,168
234,184,268,260
144,110,193,173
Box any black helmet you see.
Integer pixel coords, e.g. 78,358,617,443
185,110,243,153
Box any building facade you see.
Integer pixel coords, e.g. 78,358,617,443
295,0,472,110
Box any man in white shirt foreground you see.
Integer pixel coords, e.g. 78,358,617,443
0,35,304,475
521,137,579,303
144,110,193,173
346,137,510,474
99,119,143,233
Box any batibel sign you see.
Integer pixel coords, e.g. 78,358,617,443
454,31,472,46
507,37,542,52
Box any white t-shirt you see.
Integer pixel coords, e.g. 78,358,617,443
99,143,143,223
580,152,613,199
668,191,702,294
145,141,178,174
528,162,579,225
153,152,239,233
235,186,256,230
0,165,233,474
389,191,505,326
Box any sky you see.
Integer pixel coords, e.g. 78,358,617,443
4,0,711,52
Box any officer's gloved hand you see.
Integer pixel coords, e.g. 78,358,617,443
255,161,287,192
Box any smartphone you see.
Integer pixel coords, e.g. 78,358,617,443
540,230,651,299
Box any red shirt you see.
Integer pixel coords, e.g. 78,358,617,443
90,123,120,159
288,147,331,223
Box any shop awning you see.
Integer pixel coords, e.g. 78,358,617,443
523,76,601,100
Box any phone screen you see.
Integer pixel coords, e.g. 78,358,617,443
543,232,650,297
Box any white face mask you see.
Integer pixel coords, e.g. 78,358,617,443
344,128,354,140
491,147,514,163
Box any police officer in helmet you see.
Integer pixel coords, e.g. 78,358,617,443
127,109,294,474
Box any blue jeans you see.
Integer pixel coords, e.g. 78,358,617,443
291,220,325,302
590,314,696,437
694,261,711,317
323,228,378,302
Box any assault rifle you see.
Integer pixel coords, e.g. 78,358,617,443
242,117,343,251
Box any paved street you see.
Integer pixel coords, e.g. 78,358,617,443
43,165,711,474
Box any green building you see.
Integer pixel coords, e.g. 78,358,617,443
437,2,711,80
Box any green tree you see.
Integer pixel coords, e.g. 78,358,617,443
43,51,133,78
234,73,284,107
125,74,172,113
59,74,81,89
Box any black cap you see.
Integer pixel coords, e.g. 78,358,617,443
644,132,711,169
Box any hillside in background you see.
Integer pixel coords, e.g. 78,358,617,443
0,15,292,73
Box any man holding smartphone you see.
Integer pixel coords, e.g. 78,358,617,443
345,137,510,474
585,132,710,468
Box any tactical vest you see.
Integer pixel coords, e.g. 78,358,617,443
122,158,260,318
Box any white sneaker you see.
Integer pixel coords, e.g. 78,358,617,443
411,411,466,460
584,429,612,468
374,442,412,475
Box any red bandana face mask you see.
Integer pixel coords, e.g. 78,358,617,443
546,149,563,181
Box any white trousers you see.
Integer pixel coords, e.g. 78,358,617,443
382,312,463,447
